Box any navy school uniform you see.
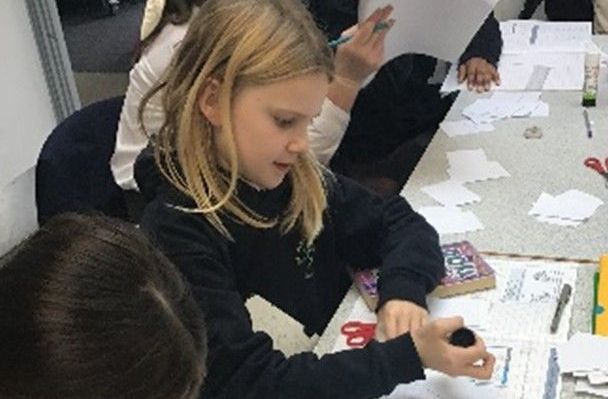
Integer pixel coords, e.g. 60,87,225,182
135,148,445,399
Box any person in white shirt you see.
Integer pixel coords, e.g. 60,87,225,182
111,0,393,191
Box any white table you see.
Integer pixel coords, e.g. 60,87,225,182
314,36,608,399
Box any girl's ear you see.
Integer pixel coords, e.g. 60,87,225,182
198,79,222,127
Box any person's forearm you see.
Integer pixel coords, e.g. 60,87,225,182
327,78,361,112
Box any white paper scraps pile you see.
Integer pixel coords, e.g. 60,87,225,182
441,20,592,92
558,333,608,397
417,205,484,235
415,149,510,235
420,180,481,207
529,190,604,227
461,92,549,126
446,149,510,184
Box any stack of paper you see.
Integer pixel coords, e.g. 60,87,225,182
417,205,484,235
447,149,510,183
500,20,591,54
420,180,481,207
441,20,593,92
529,190,604,227
461,92,548,125
415,149,510,235
559,333,608,397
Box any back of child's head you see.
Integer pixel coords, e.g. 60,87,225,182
146,0,335,245
0,214,206,399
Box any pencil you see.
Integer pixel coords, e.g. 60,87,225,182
328,21,391,48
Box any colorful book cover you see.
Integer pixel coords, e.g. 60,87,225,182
353,241,496,311
435,241,496,297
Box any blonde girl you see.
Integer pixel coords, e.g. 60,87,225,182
135,0,495,398
111,0,393,190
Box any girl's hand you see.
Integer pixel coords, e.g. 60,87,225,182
411,316,496,379
333,5,394,86
458,57,501,93
377,299,428,339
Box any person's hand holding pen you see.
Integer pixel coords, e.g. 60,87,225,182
328,6,394,111
411,317,496,379
458,57,501,93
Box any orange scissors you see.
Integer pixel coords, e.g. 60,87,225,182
340,321,376,348
584,157,608,188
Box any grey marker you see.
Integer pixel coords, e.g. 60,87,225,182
550,284,572,333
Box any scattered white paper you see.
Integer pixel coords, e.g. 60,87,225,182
442,20,591,92
420,180,481,207
461,92,544,124
588,371,608,386
447,160,510,184
500,53,585,91
387,345,560,399
575,379,608,397
427,297,490,327
535,215,582,227
440,120,495,137
500,20,592,54
417,206,484,235
332,260,580,399
446,149,511,184
387,370,503,399
559,333,608,374
446,149,490,166
529,190,604,225
358,0,498,64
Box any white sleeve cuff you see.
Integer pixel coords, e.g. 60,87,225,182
308,98,351,166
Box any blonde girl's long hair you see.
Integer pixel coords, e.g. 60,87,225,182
140,0,334,245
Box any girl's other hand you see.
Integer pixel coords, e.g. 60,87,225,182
377,299,428,339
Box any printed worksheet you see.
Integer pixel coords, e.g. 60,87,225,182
333,258,580,399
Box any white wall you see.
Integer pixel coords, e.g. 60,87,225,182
0,1,58,256
0,170,37,256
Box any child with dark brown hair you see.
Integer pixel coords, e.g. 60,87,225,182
0,214,207,399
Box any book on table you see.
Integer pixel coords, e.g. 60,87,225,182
352,241,496,311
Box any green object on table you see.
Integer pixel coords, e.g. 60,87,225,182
593,271,600,334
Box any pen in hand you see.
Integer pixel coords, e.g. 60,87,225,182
328,21,392,48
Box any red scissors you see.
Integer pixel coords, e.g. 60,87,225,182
340,321,376,348
584,157,608,188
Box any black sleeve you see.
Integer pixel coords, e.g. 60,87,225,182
140,197,425,399
459,12,503,67
329,175,445,311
